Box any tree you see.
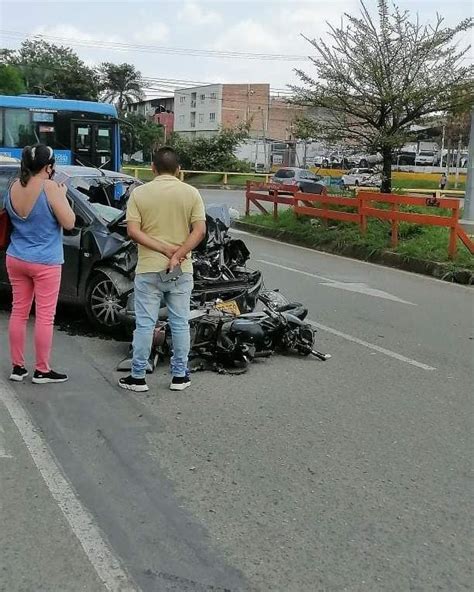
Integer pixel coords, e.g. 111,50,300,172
0,64,25,95
99,63,144,113
3,39,99,100
292,1,473,192
169,126,249,171
121,113,164,161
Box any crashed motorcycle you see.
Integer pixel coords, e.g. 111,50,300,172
117,290,330,374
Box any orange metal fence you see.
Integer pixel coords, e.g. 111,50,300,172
245,183,474,259
245,182,298,219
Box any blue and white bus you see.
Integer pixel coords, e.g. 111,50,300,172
0,95,121,171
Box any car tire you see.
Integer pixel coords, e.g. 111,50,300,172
322,159,329,168
355,180,360,186
86,271,123,331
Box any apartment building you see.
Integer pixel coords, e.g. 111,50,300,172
173,83,306,141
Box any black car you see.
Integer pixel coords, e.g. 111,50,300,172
0,165,140,330
0,165,262,330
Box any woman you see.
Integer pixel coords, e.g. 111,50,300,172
5,144,75,384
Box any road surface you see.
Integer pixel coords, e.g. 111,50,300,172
0,193,472,591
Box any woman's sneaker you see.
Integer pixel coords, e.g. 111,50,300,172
32,370,69,384
9,366,28,382
118,375,149,392
170,376,191,391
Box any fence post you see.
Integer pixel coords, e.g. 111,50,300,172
272,190,278,220
134,168,138,178
223,173,228,184
391,200,399,248
179,170,185,182
265,175,269,183
359,193,366,234
448,206,460,259
245,182,250,216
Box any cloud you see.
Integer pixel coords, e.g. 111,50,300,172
32,24,121,45
213,20,281,53
178,1,222,26
130,22,169,44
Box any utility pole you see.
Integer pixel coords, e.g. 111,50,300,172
460,109,474,235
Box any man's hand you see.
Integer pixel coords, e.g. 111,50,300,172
168,252,184,271
164,244,180,259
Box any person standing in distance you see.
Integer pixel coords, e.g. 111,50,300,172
119,147,206,393
439,173,448,191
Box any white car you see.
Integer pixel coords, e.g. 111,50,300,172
341,168,380,188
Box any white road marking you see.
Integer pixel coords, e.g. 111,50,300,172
0,421,13,458
0,378,139,592
257,259,416,305
232,228,473,291
309,320,436,371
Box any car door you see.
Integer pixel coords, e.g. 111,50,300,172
59,193,91,300
0,167,18,287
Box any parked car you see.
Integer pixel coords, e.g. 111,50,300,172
0,165,262,331
415,151,437,166
341,168,381,188
270,168,326,194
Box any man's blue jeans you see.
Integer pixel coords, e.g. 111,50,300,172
131,272,193,379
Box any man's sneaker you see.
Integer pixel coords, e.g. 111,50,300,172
170,376,191,391
118,375,149,392
32,370,69,384
9,366,28,382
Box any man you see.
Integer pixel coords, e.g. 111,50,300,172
119,147,206,392
439,173,447,191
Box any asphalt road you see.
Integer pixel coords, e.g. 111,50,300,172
0,194,473,591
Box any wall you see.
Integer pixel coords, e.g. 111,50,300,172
221,84,270,137
173,84,223,135
267,98,306,141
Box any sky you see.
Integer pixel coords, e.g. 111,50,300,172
1,0,472,98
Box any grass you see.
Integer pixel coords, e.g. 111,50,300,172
243,209,474,271
123,166,466,191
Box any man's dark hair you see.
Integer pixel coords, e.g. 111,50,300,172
152,147,179,175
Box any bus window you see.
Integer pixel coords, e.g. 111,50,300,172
96,126,113,167
4,109,35,147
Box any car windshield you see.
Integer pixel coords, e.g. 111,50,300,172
67,176,141,211
274,169,295,179
91,203,123,224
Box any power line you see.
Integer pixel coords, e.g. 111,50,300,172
0,30,310,61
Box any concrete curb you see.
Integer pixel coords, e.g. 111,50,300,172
234,221,474,286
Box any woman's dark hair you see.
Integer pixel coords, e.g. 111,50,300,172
20,144,55,187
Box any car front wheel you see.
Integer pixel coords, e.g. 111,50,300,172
86,272,122,330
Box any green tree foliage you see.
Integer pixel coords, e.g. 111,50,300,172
0,64,25,95
2,39,98,100
122,113,164,161
293,0,473,191
168,126,249,171
99,63,144,113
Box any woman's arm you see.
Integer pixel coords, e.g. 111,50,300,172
45,181,76,230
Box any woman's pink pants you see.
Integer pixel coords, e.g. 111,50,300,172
6,255,61,372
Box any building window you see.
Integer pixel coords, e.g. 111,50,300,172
209,113,216,122
210,92,217,100
200,93,206,102
198,113,204,123
179,96,186,104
